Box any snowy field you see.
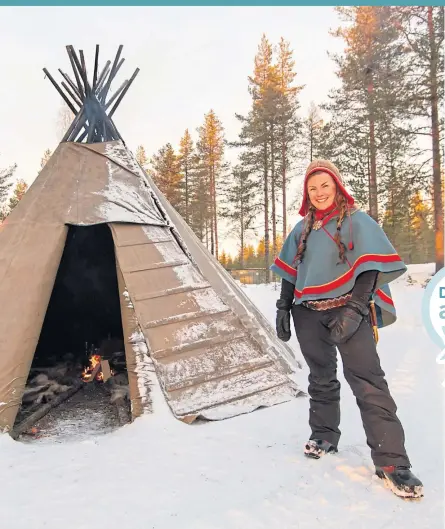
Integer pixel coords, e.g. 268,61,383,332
0,263,443,529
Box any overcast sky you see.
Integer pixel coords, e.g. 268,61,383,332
0,6,344,253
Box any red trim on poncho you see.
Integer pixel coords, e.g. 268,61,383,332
273,257,297,277
299,167,355,217
376,288,394,306
294,254,402,298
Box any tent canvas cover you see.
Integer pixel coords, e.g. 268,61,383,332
0,140,303,432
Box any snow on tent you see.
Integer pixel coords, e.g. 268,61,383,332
0,45,303,438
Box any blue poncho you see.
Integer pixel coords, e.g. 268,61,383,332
270,208,407,328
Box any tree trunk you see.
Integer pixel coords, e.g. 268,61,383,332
270,124,277,259
210,215,214,254
367,79,378,221
198,198,204,241
209,167,215,256
310,127,313,162
428,6,444,272
240,199,245,268
282,127,287,239
185,164,189,225
263,140,270,283
388,130,398,250
212,164,219,260
367,140,371,215
390,167,396,246
406,205,413,265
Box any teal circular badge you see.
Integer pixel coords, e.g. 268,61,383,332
422,267,445,383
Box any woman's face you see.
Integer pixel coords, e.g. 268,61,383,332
307,171,337,211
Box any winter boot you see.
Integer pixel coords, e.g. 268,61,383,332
375,465,424,499
304,439,338,459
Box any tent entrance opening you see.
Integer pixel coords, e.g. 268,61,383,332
13,224,131,441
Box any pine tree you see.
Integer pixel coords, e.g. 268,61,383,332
330,7,404,220
329,7,377,218
303,102,324,162
135,145,149,171
0,204,8,224
251,35,275,274
219,165,259,268
325,6,423,224
244,244,256,267
410,191,434,263
8,179,28,212
232,34,302,276
241,246,250,267
256,237,266,265
219,249,228,268
275,233,284,256
150,144,183,214
232,35,278,277
188,162,211,244
253,34,280,260
0,162,16,206
178,129,197,226
196,110,226,259
395,6,444,271
255,238,276,262
318,95,372,210
382,174,412,262
275,37,303,238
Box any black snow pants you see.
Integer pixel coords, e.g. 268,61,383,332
292,303,410,468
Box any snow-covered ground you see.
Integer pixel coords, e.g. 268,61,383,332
0,263,443,529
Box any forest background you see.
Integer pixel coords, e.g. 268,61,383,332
1,6,443,276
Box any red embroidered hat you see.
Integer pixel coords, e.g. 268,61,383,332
298,159,354,217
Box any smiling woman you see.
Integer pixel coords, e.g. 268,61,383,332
270,158,424,500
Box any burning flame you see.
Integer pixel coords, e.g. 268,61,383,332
82,354,105,382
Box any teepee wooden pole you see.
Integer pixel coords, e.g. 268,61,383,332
114,58,125,79
98,58,125,106
66,46,84,99
73,121,89,142
79,49,90,96
43,68,78,115
45,44,138,143
95,60,111,94
58,69,82,100
92,45,99,90
100,45,123,103
108,68,139,118
107,117,123,142
62,107,85,142
104,80,128,110
61,81,82,108
69,46,91,97
87,116,97,143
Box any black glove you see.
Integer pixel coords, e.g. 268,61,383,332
276,298,292,342
323,270,378,345
323,299,368,345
